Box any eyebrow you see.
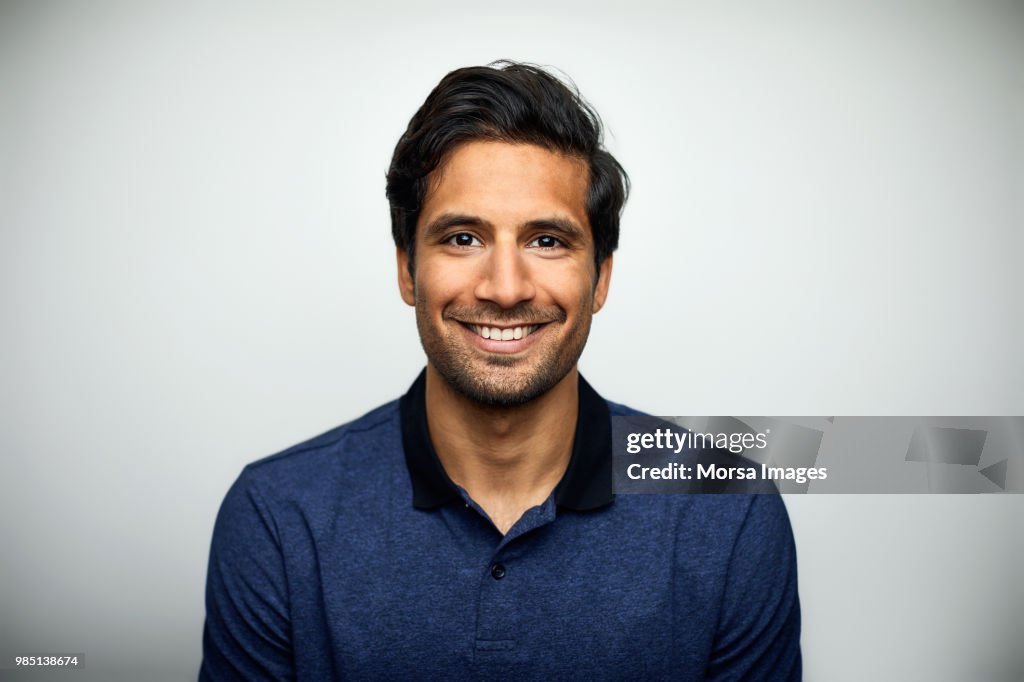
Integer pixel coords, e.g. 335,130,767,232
523,217,587,243
422,213,486,241
422,213,588,243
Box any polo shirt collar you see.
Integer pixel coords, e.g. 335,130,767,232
399,369,613,512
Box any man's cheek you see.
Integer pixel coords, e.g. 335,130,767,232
417,266,465,299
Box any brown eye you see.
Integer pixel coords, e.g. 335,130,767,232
446,233,481,247
529,235,564,249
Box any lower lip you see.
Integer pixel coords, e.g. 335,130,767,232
459,323,548,354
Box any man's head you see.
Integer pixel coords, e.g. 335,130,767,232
386,62,629,407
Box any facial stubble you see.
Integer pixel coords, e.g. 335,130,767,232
414,286,593,408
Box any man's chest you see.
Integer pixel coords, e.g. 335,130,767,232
281,503,723,680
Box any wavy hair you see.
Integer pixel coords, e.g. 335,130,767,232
385,61,629,274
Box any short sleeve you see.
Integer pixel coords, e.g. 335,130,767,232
706,494,802,680
200,469,294,681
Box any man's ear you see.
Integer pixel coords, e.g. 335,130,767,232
397,248,415,306
592,255,612,313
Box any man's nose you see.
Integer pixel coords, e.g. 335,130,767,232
474,241,536,308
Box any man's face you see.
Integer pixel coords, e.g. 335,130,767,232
397,140,612,407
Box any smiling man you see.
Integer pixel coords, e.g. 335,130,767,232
201,62,801,680
398,140,609,534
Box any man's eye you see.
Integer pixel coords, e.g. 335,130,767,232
445,233,481,247
529,235,564,249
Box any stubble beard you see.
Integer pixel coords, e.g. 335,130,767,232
414,289,592,408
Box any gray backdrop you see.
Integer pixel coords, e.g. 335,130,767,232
2,1,1022,680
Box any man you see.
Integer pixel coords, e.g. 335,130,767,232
201,62,801,680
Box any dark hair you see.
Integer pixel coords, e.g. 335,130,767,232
385,61,629,274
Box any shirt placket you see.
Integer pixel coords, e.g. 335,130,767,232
459,493,558,671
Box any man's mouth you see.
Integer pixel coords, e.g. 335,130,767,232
463,323,543,341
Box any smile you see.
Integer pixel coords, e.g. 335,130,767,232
467,324,542,341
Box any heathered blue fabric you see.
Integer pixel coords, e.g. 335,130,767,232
201,395,801,681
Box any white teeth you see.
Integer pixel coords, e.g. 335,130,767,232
471,324,540,340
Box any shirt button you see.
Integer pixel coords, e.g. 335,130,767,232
490,563,506,580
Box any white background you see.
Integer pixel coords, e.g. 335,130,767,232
2,1,1022,680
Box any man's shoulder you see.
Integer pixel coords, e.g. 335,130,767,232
237,399,404,500
606,399,646,418
601,400,793,535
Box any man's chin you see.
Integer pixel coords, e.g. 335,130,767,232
458,377,541,408
438,365,566,409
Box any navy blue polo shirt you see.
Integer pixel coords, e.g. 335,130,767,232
201,372,801,680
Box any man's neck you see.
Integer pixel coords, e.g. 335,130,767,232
424,366,579,535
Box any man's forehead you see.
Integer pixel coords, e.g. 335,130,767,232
417,140,591,237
